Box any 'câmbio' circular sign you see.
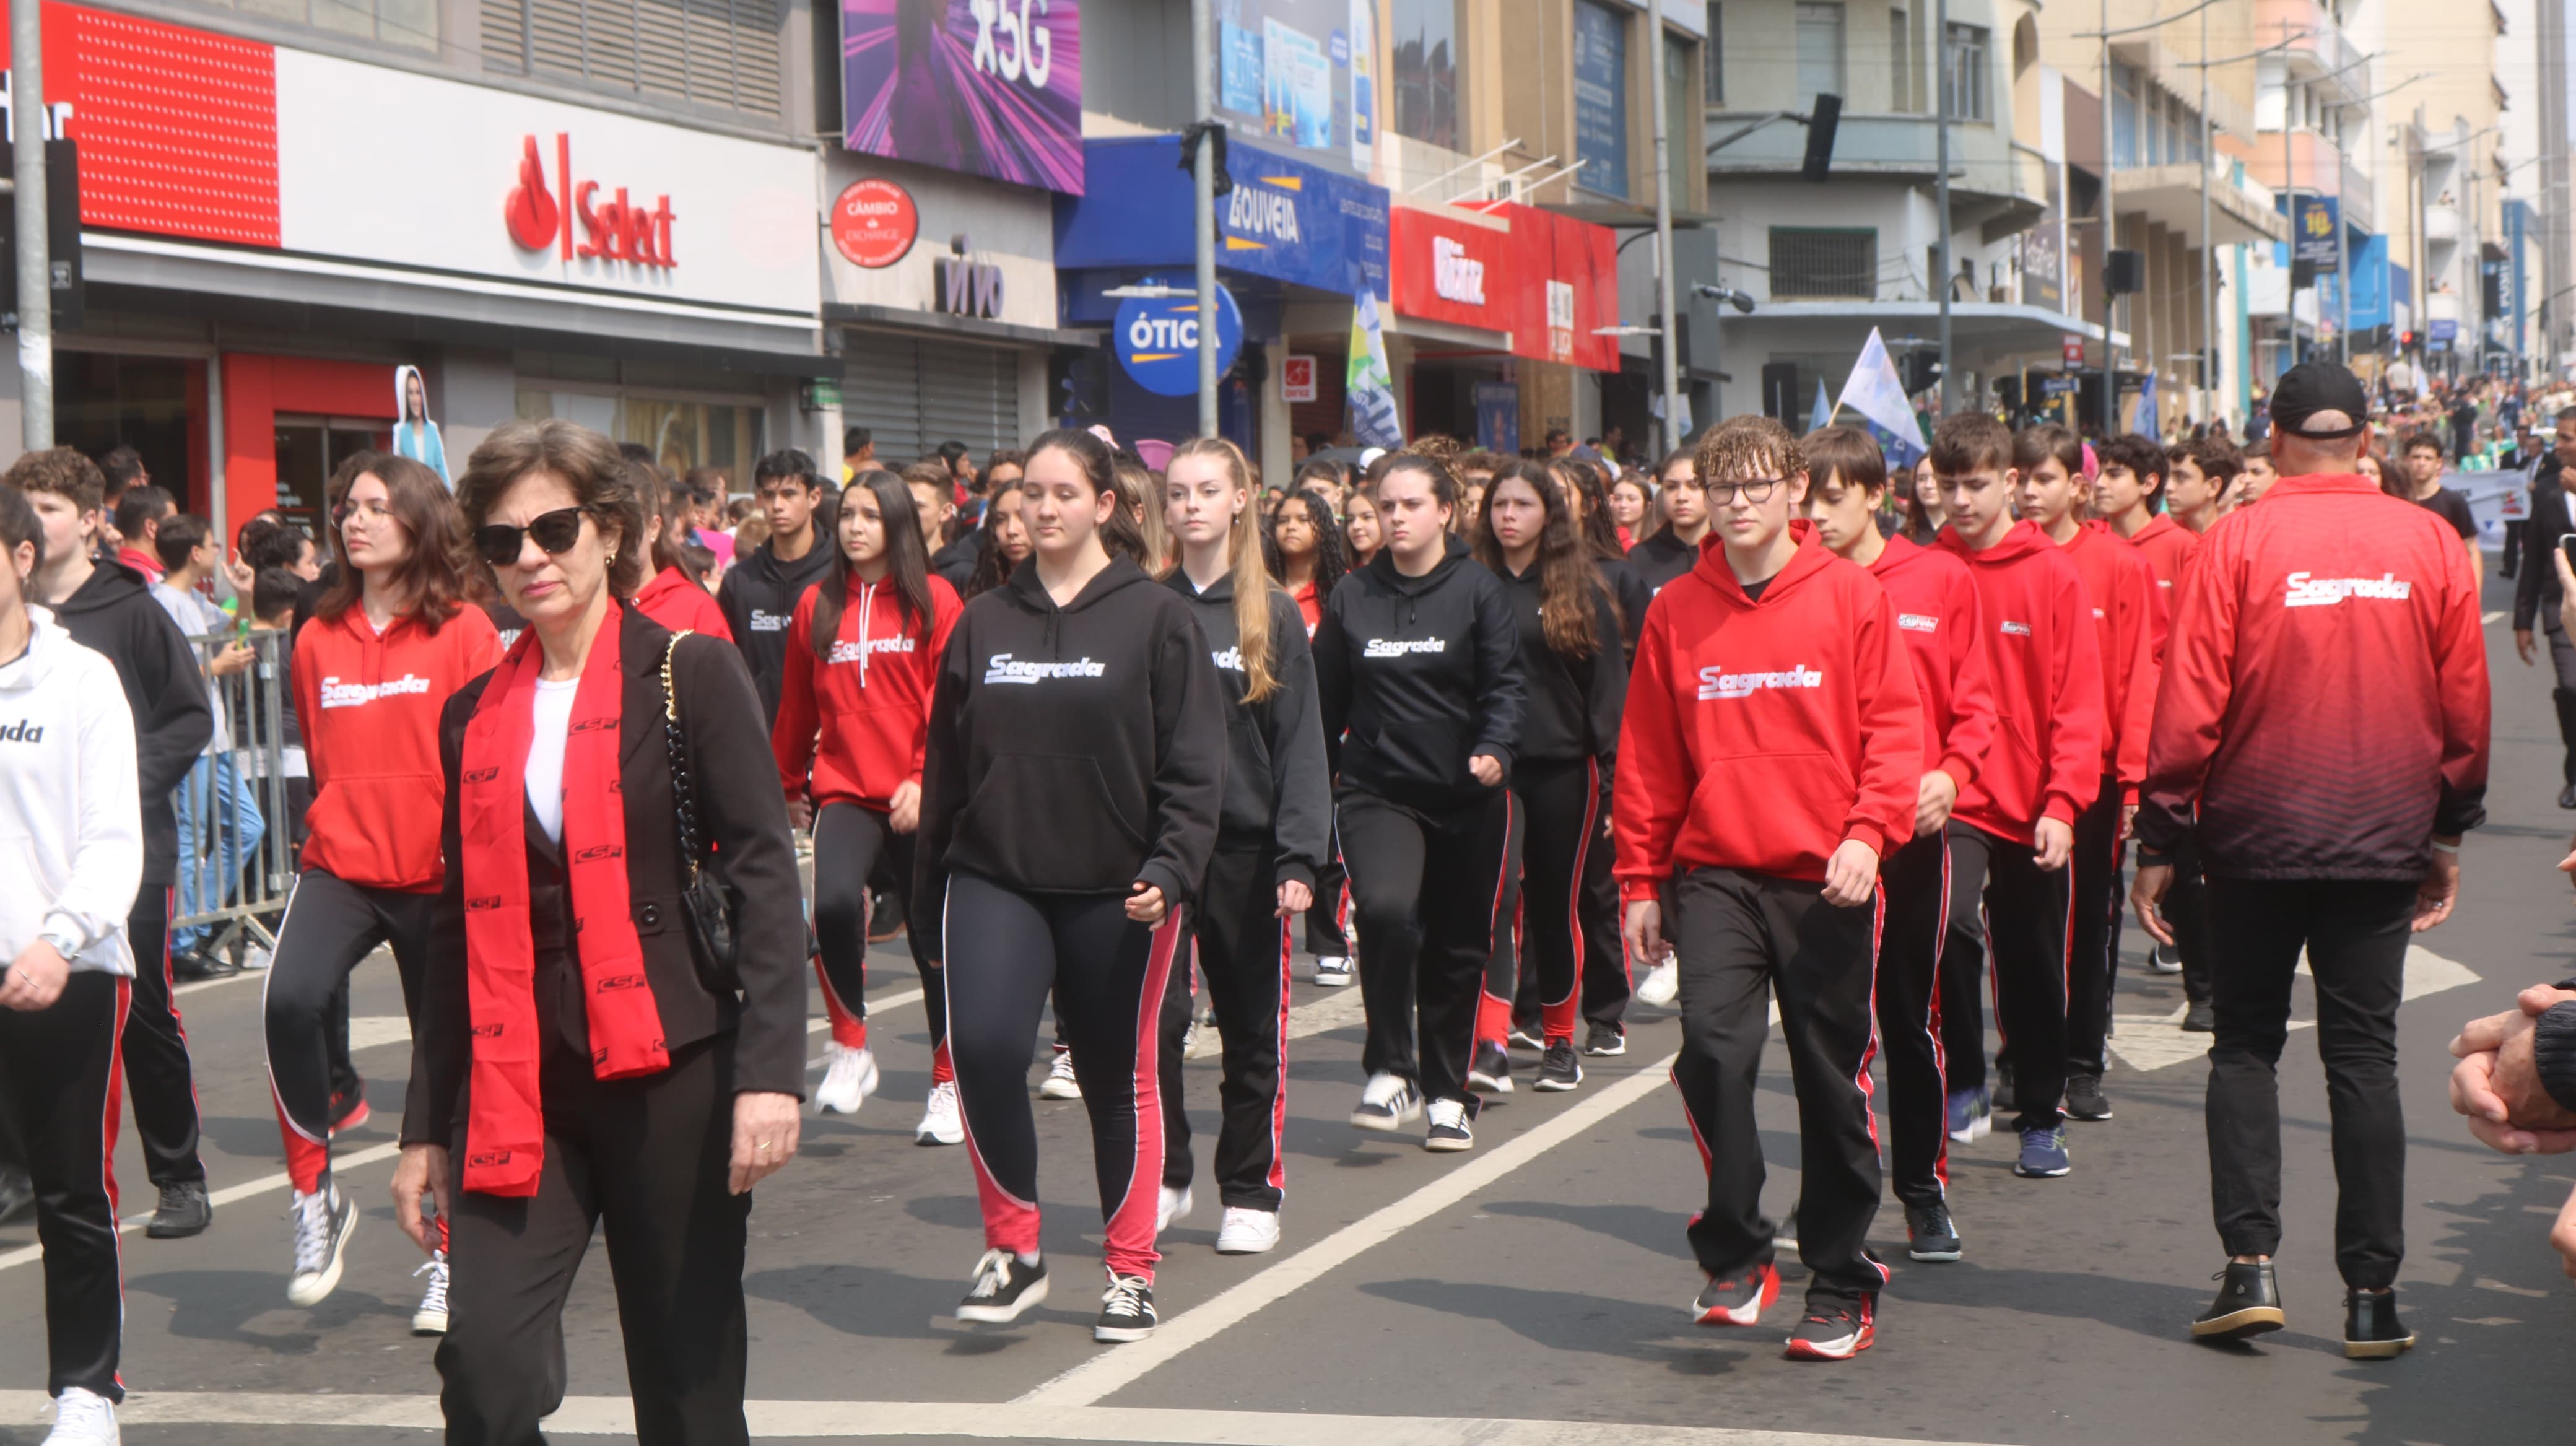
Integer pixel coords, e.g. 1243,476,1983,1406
832,179,918,269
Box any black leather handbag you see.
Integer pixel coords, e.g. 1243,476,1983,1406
661,633,743,994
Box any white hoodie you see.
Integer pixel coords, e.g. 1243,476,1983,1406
0,606,142,977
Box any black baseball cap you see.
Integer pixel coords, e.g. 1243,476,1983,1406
2270,361,2370,440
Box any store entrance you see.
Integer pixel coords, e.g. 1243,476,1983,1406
58,352,197,508
274,415,391,529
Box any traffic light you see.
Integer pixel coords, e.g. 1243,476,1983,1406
0,137,82,329
2398,328,2416,352
1902,349,1942,396
1801,95,1842,182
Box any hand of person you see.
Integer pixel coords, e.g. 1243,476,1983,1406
0,938,69,1011
2033,816,2074,871
1624,900,1668,969
2131,863,2176,947
390,1143,452,1255
728,1092,802,1195
888,780,922,835
1915,770,1957,837
1468,753,1504,788
1126,881,1168,924
2416,847,2461,932
223,549,256,595
1819,839,1880,908
2519,629,2540,666
210,640,256,677
785,798,812,832
1275,878,1313,919
2120,803,2138,841
2448,998,2576,1145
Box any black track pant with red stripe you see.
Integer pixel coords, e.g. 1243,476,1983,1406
1158,840,1292,1211
1,970,129,1401
942,871,1183,1281
121,886,204,1187
1339,785,1514,1112
1876,823,1989,1210
812,803,948,1079
1978,828,2072,1133
1477,795,1525,1043
2063,775,2127,1081
1668,866,1887,1305
1497,758,1598,1043
263,870,436,1195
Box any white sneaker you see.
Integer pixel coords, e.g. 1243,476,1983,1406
1424,1098,1474,1152
2150,942,2184,975
1636,959,1679,1007
1184,1018,1224,1060
286,1185,356,1306
1350,1071,1424,1131
1038,1051,1083,1100
241,945,273,972
814,1043,880,1115
1313,955,1354,987
1157,1183,1193,1232
42,1386,118,1445
916,1079,965,1145
412,1249,450,1335
1215,1206,1281,1254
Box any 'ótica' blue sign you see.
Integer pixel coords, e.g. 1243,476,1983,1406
1113,280,1245,397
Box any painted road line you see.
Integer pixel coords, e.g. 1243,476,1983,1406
0,1142,406,1275
0,1391,2024,1444
1011,1052,1684,1409
2107,944,2482,1073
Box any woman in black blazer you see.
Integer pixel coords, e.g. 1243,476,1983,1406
388,418,807,1446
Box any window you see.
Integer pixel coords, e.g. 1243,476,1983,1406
1705,1,1724,105
1890,9,1914,113
2112,61,2139,168
482,0,782,119
1391,0,1461,151
1941,21,1987,121
2146,89,2162,164
1769,226,1876,298
1573,0,1629,196
1796,2,1846,110
199,0,437,51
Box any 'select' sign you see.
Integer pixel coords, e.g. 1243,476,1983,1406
504,133,676,269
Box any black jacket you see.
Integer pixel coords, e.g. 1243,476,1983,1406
402,609,810,1150
715,536,833,725
51,559,214,884
2515,455,2574,632
913,555,1227,958
930,534,980,594
1600,554,1651,655
1495,562,1625,784
1627,528,1701,599
1313,536,1527,812
1162,568,1333,889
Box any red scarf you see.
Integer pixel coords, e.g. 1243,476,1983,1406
458,604,669,1196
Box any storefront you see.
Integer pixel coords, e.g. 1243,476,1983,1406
1,1,825,536
1385,198,1622,455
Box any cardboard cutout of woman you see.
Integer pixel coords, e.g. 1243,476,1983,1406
391,364,450,486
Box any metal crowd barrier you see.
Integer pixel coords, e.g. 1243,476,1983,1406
167,624,303,970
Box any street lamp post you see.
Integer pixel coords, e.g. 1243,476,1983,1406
1190,0,1218,438
11,0,49,450
1646,0,1684,452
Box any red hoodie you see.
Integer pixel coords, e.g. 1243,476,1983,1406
634,565,734,643
2125,513,2201,599
1869,533,1997,791
772,572,963,811
292,603,502,891
1614,523,1922,894
2056,520,2166,801
1932,521,2107,842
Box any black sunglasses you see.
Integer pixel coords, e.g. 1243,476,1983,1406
473,507,586,567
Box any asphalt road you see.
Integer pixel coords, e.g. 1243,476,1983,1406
4,572,2571,1445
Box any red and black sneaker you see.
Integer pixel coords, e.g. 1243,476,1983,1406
1784,1295,1877,1361
330,1085,370,1136
1690,1261,1780,1327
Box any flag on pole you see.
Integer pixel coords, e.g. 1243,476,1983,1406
1808,378,1833,434
1834,328,1927,469
1346,290,1404,448
2133,372,2159,440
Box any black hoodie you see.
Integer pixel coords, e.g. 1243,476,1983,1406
1313,536,1527,812
930,533,980,594
716,535,834,724
51,557,215,884
1495,562,1625,787
1627,528,1703,598
1161,567,1332,889
913,555,1227,959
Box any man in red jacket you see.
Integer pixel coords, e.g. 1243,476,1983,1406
2133,361,2489,1358
1617,415,1923,1361
1930,413,2106,1180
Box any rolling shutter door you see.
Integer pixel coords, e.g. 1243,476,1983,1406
841,336,1020,465
843,337,926,464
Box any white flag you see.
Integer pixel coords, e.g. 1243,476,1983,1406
1834,328,1928,469
1346,290,1403,448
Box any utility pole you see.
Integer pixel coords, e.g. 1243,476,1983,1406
11,0,49,450
1936,0,1954,413
1190,0,1218,437
2098,0,2116,433
1647,0,1682,451
2199,4,2214,423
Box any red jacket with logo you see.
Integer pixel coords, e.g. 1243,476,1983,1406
2125,513,2202,601
635,565,734,643
2057,520,2166,801
2137,473,2490,880
292,603,501,891
1933,521,2106,842
772,573,963,811
1869,533,1996,793
1614,523,1922,894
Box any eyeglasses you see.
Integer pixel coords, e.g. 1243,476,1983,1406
331,497,396,531
1705,477,1784,505
472,507,586,567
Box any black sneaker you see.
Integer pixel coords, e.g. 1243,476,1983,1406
1424,1099,1475,1152
2191,1260,2285,1341
956,1249,1048,1325
2343,1289,2415,1359
1466,1041,1514,1094
2065,1073,2113,1122
1691,1260,1779,1326
1991,1060,2017,1114
1095,1272,1157,1343
1507,1026,1546,1052
146,1179,211,1239
1534,1040,1583,1092
1783,1295,1877,1361
170,945,237,982
1582,1022,1627,1057
1351,1073,1425,1131
1904,1203,1961,1262
2183,1001,2215,1033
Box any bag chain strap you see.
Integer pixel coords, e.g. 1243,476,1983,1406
661,632,705,885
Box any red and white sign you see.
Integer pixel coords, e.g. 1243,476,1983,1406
1281,354,1318,403
1391,204,1513,333
1487,201,1620,372
503,133,676,269
2064,336,2086,365
832,179,918,268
